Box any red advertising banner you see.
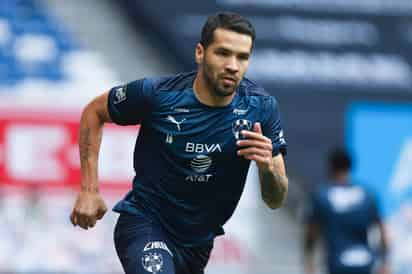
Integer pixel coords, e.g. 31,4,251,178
0,107,138,190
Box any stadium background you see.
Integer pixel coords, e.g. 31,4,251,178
0,0,411,273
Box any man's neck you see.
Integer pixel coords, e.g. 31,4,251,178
193,71,236,107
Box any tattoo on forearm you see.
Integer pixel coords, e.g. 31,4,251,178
79,127,91,162
260,170,288,206
79,126,101,192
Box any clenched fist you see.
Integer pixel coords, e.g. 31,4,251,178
70,191,107,229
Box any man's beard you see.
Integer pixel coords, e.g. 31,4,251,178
202,64,238,97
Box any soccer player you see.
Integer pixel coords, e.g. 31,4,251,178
70,12,288,274
303,148,390,274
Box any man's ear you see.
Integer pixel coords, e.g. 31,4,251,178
195,43,204,65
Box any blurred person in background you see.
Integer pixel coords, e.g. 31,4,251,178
70,11,288,274
303,148,390,274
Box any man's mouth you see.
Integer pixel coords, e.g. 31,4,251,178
222,76,237,85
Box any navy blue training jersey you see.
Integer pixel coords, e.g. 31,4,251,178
108,71,287,246
306,183,380,272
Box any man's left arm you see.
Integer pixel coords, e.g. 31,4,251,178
237,122,288,209
258,153,288,209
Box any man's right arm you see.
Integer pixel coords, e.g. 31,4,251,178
303,194,321,274
78,92,112,193
376,211,391,274
303,222,320,274
70,92,111,230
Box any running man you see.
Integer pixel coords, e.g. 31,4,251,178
70,11,288,274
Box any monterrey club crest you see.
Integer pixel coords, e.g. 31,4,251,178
142,252,163,273
113,86,127,104
232,119,252,140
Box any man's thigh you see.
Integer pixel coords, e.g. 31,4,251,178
114,213,176,274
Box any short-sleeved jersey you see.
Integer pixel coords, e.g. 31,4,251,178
306,183,380,271
108,71,287,247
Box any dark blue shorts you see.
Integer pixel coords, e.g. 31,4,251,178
114,213,213,274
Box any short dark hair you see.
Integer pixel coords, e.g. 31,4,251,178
200,11,255,49
328,148,352,173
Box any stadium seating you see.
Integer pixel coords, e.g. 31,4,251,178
0,1,72,87
0,0,116,98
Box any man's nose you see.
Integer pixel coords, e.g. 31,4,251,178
225,56,239,73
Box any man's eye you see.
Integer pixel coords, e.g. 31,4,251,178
217,51,230,56
238,55,249,61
